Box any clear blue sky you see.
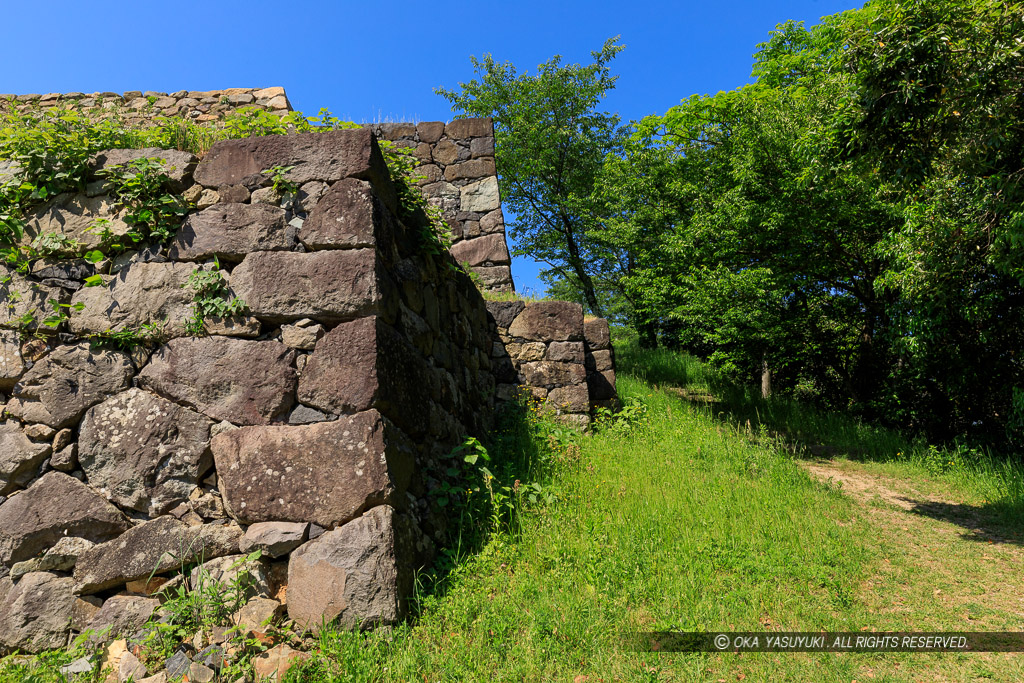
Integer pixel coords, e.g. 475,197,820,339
5,0,859,294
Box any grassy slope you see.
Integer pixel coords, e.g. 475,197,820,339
294,346,1024,682
5,345,1023,682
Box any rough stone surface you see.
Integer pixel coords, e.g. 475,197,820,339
588,369,617,401
0,421,51,494
508,301,584,342
139,337,296,425
169,203,294,261
459,177,500,213
253,643,310,681
520,360,587,387
547,341,584,364
22,193,130,253
0,330,23,390
212,411,409,528
0,266,66,330
297,316,430,432
0,572,78,654
280,320,324,350
0,471,128,565
10,537,94,579
287,505,404,631
84,595,160,641
485,300,525,330
239,522,309,558
230,250,381,324
70,261,255,339
194,129,392,199
233,597,283,633
74,517,241,594
119,650,148,682
299,178,393,250
446,118,492,139
5,343,133,428
583,317,612,350
79,388,214,515
91,148,198,191
449,234,510,267
547,383,590,413
188,554,271,601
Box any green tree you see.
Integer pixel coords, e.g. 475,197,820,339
437,38,626,316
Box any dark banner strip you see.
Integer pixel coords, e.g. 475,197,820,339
629,632,1024,653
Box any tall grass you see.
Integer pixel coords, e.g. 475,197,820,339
617,341,1024,526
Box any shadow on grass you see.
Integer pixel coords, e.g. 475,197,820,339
616,340,1024,539
407,396,562,617
900,497,1024,547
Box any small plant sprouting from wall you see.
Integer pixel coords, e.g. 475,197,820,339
183,263,246,336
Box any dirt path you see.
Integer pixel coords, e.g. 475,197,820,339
799,458,1024,630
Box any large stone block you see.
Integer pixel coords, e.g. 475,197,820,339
287,505,408,631
194,130,394,209
0,572,78,654
299,178,393,250
229,250,382,324
0,471,129,566
90,148,198,191
443,158,496,182
79,389,213,516
508,301,584,342
74,516,242,594
585,349,614,372
547,383,590,413
416,121,445,144
139,337,296,425
70,261,256,339
473,265,514,290
22,193,131,253
168,203,294,261
445,118,493,139
583,317,612,350
297,316,431,436
520,361,587,387
212,410,412,528
588,369,617,401
449,234,510,267
5,343,133,428
0,266,66,330
459,177,500,213
0,421,51,494
485,300,525,330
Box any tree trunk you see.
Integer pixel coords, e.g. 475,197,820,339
562,215,604,317
761,356,772,399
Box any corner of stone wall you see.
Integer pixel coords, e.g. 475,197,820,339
369,119,513,293
485,300,619,429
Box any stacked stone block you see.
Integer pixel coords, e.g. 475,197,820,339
0,128,496,652
370,119,514,292
0,87,291,125
0,105,616,655
486,301,618,429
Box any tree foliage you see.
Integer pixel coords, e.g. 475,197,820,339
437,39,626,315
594,1,1024,447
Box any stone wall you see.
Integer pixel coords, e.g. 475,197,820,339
486,301,618,429
1,88,513,293
0,101,616,655
0,87,291,124
369,122,513,292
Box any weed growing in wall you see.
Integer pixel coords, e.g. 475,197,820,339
183,263,246,336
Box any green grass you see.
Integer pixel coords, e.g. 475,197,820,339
618,342,1024,528
6,344,1024,682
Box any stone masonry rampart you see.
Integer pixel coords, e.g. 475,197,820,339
0,90,616,653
